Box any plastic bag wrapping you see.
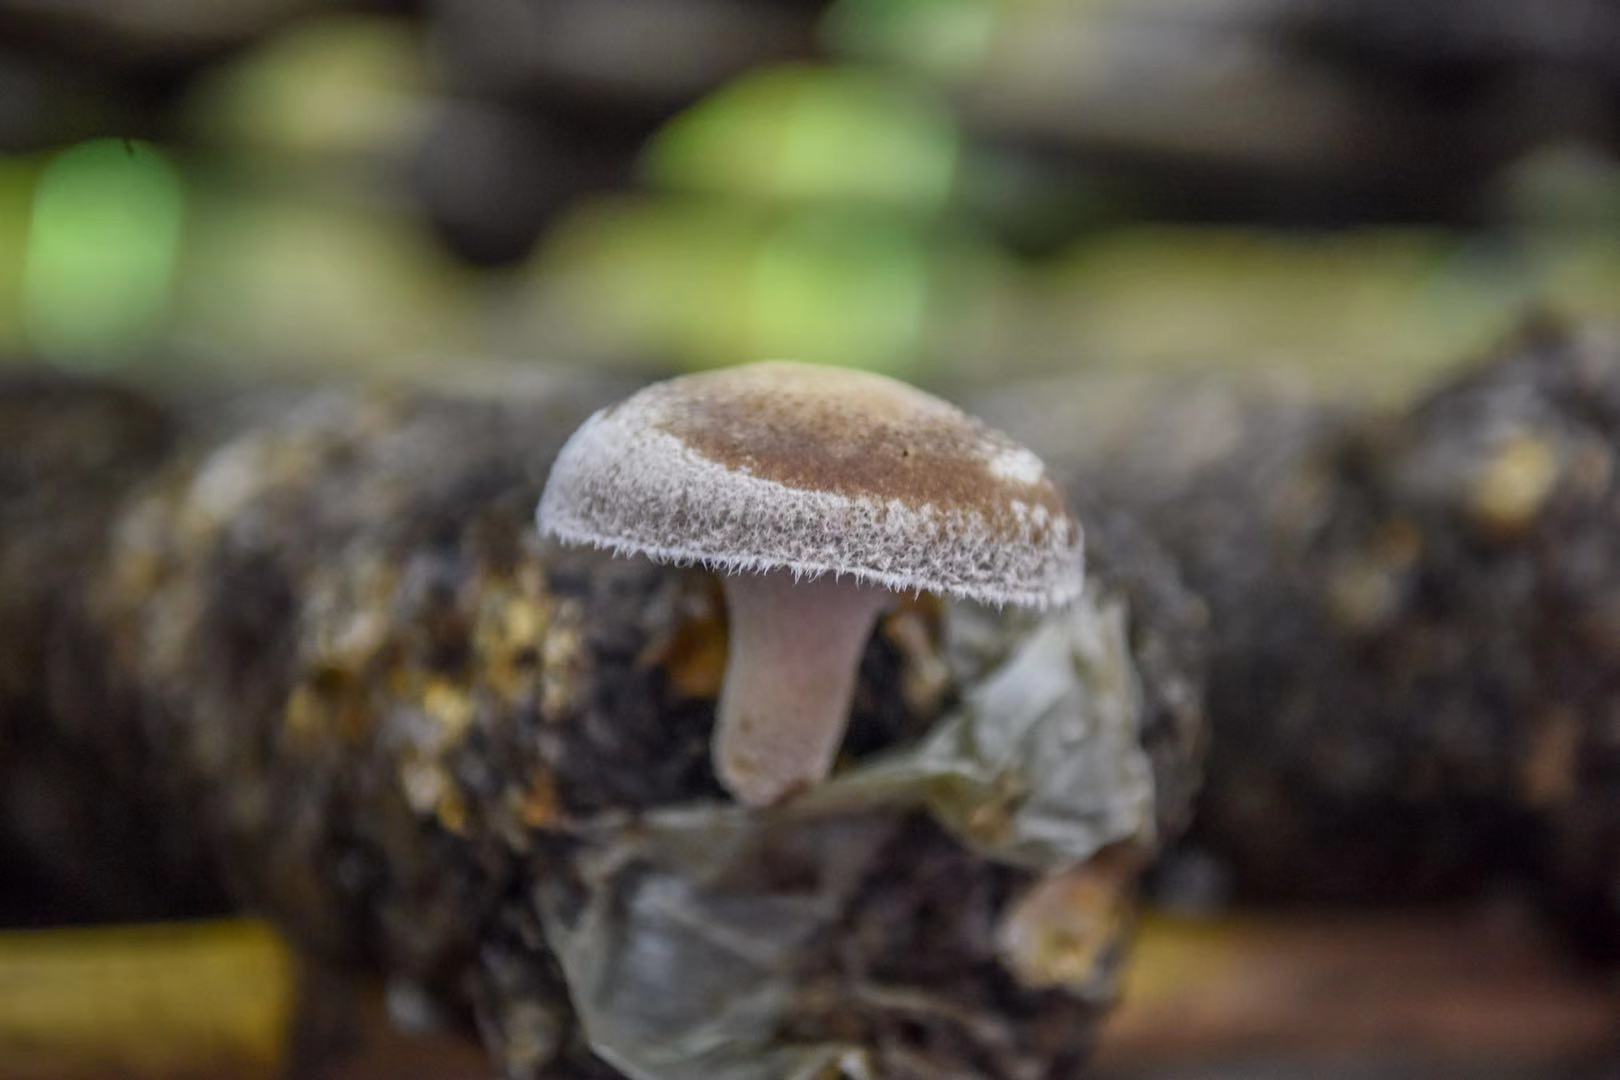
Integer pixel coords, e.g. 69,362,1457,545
540,812,891,1080
809,592,1156,869
538,591,1154,1079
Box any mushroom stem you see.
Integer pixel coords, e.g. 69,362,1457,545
713,571,892,806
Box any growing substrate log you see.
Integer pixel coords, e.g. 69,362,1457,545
0,368,1208,1078
18,322,1620,1071
987,324,1620,948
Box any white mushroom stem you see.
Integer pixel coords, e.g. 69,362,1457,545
713,571,892,807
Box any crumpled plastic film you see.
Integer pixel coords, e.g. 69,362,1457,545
813,592,1156,868
538,591,1154,1079
540,812,889,1080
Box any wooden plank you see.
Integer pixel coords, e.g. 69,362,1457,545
0,920,293,1080
1097,905,1620,1076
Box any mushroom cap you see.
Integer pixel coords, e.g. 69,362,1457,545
536,361,1083,608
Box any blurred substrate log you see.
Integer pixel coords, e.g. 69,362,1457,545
983,323,1620,952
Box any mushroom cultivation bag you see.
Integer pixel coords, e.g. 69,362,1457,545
535,590,1155,1079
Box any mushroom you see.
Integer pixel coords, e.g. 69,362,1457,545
536,361,1083,806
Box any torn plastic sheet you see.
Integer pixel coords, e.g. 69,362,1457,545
538,593,1154,1080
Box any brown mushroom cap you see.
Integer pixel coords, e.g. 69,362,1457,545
537,361,1083,608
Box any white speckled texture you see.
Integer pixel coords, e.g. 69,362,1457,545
536,364,1084,609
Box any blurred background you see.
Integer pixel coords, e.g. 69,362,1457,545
5,0,1620,1077
3,0,1619,396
